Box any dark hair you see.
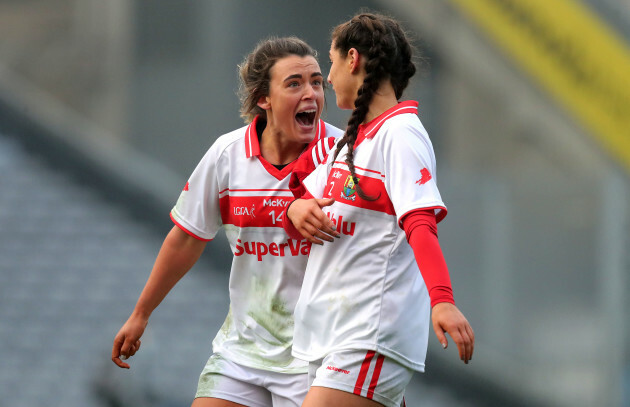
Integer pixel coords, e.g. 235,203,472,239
238,36,319,123
331,12,416,200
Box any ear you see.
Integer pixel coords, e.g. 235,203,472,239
348,48,361,73
257,96,271,110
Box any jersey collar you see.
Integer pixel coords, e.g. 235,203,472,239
355,100,419,148
245,115,327,158
244,116,327,180
244,115,263,158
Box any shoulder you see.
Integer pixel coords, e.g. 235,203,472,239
205,124,249,159
323,121,344,139
375,114,436,163
380,113,430,144
383,112,424,133
213,124,248,149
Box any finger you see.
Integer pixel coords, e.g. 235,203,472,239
111,335,124,360
314,230,335,243
432,321,448,349
308,200,339,235
458,322,474,362
301,225,324,245
306,219,340,243
461,327,473,364
120,337,135,359
466,325,475,360
455,332,467,363
317,218,340,238
466,326,475,361
111,353,130,369
312,212,340,238
460,331,471,364
306,218,334,242
311,219,339,241
449,330,462,360
316,198,336,208
454,328,472,364
130,340,142,355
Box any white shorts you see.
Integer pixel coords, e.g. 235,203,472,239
195,354,308,407
308,349,413,407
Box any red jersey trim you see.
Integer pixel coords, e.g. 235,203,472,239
257,156,296,180
222,188,292,193
220,194,293,228
332,161,385,177
355,101,419,148
246,117,327,181
311,125,334,164
245,117,326,159
325,167,396,215
399,206,448,225
354,351,376,395
367,354,385,399
170,212,213,242
244,116,261,158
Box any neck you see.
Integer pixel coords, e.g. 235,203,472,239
259,126,305,165
364,81,399,123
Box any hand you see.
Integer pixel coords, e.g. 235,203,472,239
431,302,474,364
287,198,340,245
111,313,148,368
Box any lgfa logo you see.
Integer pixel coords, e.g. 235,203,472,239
341,175,358,201
234,204,256,218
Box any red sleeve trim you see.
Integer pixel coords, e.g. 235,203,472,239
170,212,213,242
281,200,305,240
401,209,454,307
399,206,447,228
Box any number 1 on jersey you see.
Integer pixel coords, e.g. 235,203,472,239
269,210,283,225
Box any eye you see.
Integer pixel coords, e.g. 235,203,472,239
288,81,300,88
313,79,323,86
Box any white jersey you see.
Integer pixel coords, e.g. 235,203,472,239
294,101,446,372
171,117,342,373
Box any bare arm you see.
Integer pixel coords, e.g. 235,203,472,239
111,225,207,368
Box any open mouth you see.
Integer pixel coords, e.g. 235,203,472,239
295,109,317,127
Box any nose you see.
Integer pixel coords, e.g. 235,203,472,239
303,82,315,99
327,73,332,85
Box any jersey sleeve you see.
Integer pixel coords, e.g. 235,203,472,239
402,209,454,307
170,141,224,241
289,136,337,198
382,118,447,225
301,149,333,200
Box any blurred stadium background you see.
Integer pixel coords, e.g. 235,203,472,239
0,1,628,406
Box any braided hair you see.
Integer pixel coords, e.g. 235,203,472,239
331,13,416,200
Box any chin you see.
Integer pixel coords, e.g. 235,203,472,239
296,129,316,144
336,97,353,110
301,132,317,143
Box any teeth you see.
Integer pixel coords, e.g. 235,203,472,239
296,109,316,126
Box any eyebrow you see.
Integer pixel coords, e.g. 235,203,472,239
283,72,323,82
